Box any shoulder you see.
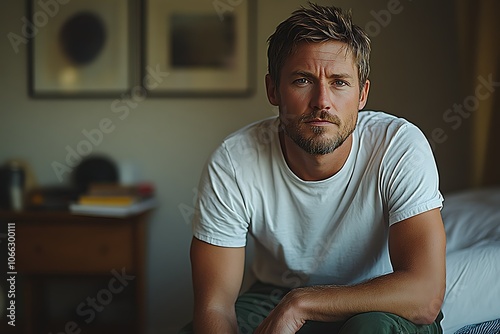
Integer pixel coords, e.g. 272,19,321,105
207,116,279,169
222,116,279,148
358,110,416,132
357,111,428,147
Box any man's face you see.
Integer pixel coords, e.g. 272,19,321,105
266,41,370,155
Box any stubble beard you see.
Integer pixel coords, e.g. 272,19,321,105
280,110,357,155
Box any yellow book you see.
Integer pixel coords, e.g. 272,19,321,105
78,196,136,207
70,197,157,217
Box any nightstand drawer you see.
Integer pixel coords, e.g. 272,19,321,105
16,222,134,274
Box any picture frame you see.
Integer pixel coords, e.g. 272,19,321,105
142,0,255,97
28,0,139,98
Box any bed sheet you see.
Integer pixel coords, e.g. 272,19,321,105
454,318,500,334
440,187,500,334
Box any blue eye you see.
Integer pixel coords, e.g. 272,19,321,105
334,80,348,87
294,78,311,85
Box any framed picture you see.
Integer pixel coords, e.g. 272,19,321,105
28,0,139,98
143,0,255,97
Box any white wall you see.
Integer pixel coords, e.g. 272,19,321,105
0,0,469,332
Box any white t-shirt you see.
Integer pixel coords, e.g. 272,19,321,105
192,111,443,288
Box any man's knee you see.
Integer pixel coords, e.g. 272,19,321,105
339,312,400,334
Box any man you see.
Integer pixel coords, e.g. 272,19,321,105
182,3,446,334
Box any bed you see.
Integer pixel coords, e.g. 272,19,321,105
440,186,500,334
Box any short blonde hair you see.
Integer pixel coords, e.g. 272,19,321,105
267,3,371,91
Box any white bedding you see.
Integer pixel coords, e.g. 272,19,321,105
440,187,500,334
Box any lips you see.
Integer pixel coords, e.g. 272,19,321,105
302,110,340,125
304,116,340,126
306,118,333,123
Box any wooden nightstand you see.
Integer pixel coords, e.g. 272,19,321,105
0,210,151,334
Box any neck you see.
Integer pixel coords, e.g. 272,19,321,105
279,132,353,181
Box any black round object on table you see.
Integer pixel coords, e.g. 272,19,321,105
73,155,118,194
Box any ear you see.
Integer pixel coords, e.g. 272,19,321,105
358,79,370,110
265,74,280,106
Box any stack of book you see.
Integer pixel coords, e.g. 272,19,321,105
69,183,157,217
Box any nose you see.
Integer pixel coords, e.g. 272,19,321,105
311,81,332,111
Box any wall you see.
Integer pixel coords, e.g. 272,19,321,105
0,0,471,332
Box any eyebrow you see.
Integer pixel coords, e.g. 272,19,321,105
292,70,354,80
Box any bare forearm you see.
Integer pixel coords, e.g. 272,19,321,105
193,307,239,334
287,271,444,325
290,211,447,326
190,238,245,334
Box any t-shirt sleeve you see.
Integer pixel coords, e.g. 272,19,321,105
191,143,249,247
381,123,443,226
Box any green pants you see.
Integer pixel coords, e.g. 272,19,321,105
179,282,444,334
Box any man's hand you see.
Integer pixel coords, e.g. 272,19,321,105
254,290,306,334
